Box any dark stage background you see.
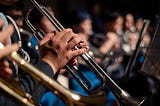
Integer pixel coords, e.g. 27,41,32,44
47,0,160,26
22,0,160,27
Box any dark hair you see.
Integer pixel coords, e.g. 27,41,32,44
70,9,91,25
103,11,122,22
0,1,23,14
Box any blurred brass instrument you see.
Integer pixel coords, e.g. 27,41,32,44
0,75,35,106
0,43,34,106
4,49,106,106
24,0,146,105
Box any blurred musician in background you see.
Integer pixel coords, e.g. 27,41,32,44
68,9,118,106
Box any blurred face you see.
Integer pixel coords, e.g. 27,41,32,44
40,17,56,33
0,0,19,6
114,16,124,32
136,18,144,31
125,13,134,29
39,7,56,33
79,18,92,36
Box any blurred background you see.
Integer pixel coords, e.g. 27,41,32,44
18,0,160,27
48,0,160,26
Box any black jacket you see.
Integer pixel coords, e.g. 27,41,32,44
0,61,54,106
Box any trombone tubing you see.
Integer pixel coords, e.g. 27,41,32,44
29,0,106,91
0,43,34,106
28,0,146,105
0,77,35,106
6,50,106,105
29,0,121,97
25,8,93,94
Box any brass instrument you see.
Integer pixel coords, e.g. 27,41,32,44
0,43,34,106
0,13,106,105
0,76,35,106
25,7,101,95
25,0,146,105
6,50,106,106
0,14,34,106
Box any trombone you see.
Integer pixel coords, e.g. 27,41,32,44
26,0,146,105
3,46,106,106
0,43,34,106
25,8,105,96
0,75,35,106
0,13,106,105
